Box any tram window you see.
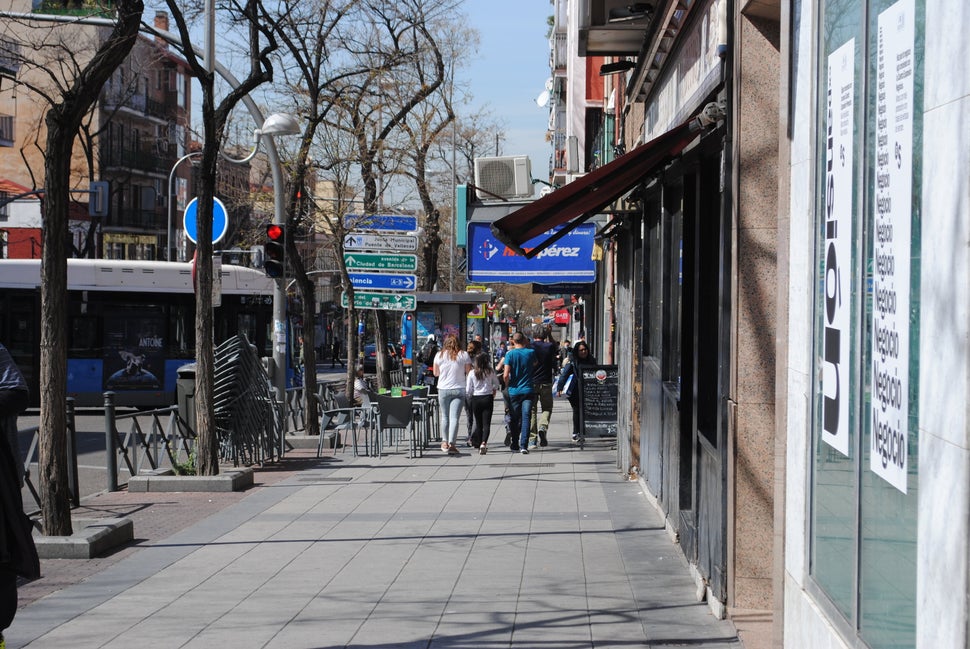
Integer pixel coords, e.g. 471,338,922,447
169,304,193,356
237,313,257,347
70,316,99,356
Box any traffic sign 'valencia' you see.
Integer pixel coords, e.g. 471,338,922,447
348,272,418,291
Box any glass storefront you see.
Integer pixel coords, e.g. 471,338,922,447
809,0,923,646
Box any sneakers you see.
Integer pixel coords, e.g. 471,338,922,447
441,442,450,453
572,433,579,441
509,444,520,452
538,428,548,447
528,441,538,450
520,448,529,455
448,444,460,455
479,444,487,456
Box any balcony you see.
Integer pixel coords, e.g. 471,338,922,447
551,33,568,72
102,143,171,175
102,91,174,123
578,0,655,56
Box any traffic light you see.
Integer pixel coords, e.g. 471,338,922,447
264,224,285,278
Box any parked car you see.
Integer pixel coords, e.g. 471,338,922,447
363,342,400,372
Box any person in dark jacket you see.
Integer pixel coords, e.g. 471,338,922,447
0,343,28,488
555,341,597,442
0,343,39,648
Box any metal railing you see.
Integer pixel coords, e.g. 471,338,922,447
20,398,80,514
104,394,195,491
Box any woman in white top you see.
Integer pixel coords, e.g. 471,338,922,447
465,352,502,455
433,334,472,454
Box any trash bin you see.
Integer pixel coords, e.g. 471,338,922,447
176,363,197,433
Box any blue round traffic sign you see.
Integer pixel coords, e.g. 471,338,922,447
183,197,229,245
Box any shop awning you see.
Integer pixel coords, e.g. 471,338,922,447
491,116,705,259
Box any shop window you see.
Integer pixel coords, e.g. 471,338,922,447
809,0,923,646
642,200,663,359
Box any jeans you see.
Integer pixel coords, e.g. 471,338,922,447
508,391,535,450
437,388,465,445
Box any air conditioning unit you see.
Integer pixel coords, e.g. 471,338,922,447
473,155,534,200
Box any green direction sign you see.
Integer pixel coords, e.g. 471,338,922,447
343,252,418,272
341,291,417,311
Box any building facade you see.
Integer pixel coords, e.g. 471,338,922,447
500,0,783,641
780,0,964,647
0,6,192,261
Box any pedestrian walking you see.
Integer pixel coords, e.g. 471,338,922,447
528,326,558,449
331,337,345,369
0,343,28,487
502,332,536,454
556,341,597,442
465,352,501,455
558,339,571,372
0,342,38,649
463,339,483,446
433,334,472,455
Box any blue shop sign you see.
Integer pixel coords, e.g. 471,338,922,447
467,222,596,285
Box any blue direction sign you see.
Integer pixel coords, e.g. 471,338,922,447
345,214,418,232
183,197,229,244
344,252,418,272
344,233,418,252
349,272,417,291
341,291,417,311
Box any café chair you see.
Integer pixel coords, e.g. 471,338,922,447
368,391,417,457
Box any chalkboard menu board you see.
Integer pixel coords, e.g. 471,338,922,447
576,364,618,438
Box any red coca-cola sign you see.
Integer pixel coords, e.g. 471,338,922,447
554,309,570,325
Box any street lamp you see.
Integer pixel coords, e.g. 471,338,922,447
220,113,302,164
165,113,300,262
166,151,200,261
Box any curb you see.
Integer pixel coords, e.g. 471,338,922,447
33,517,134,559
128,467,255,493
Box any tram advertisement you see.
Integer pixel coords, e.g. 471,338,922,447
103,313,165,392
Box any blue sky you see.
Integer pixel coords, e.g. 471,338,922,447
458,1,553,178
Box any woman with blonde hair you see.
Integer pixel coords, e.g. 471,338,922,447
433,334,472,454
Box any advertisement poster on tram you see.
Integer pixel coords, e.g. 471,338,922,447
103,314,165,392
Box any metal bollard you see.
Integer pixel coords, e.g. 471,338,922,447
103,391,118,492
66,397,80,507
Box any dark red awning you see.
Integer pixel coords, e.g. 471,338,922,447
490,117,703,259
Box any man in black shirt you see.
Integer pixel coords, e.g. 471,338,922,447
528,326,559,448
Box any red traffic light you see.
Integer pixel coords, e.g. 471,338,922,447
266,223,285,241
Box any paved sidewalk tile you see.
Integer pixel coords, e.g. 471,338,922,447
8,402,742,649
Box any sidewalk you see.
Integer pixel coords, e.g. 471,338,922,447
9,402,743,649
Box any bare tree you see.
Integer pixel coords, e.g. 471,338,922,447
314,0,451,388
163,0,277,475
24,2,143,536
262,0,366,419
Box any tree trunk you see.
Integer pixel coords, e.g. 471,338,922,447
194,121,219,477
39,122,73,537
38,0,144,536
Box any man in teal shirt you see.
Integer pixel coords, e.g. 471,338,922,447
502,332,536,454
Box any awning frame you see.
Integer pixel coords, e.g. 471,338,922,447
491,104,723,259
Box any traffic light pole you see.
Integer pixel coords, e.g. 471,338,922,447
268,145,288,417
